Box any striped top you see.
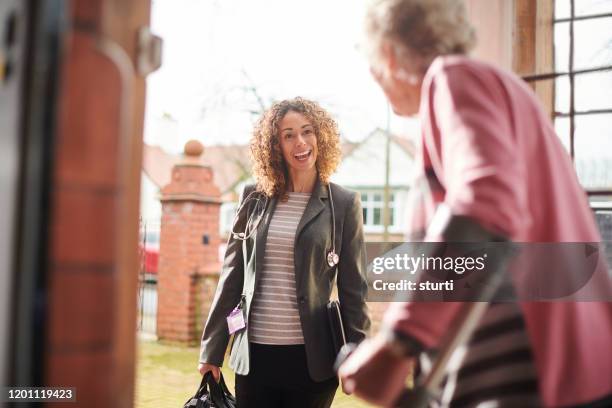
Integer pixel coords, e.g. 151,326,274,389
249,192,310,345
433,301,541,407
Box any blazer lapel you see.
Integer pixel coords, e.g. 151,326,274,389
295,178,328,242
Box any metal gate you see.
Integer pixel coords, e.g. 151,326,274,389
138,278,157,336
138,219,159,337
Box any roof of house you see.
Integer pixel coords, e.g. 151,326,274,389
142,144,251,201
332,129,416,188
142,144,179,191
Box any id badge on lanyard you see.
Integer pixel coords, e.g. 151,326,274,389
227,295,246,335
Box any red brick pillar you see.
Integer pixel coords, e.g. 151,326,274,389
157,140,222,344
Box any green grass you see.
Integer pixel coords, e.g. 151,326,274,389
135,339,373,408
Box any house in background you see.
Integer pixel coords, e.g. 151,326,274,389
332,129,415,241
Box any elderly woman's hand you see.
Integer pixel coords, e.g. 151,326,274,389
338,334,414,407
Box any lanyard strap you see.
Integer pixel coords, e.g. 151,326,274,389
328,183,336,254
327,183,340,268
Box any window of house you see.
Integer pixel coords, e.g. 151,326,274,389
522,0,612,197
360,191,397,229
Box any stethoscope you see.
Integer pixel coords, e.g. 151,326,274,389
230,184,340,268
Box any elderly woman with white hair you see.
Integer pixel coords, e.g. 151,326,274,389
338,0,612,407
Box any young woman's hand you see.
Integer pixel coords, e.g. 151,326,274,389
198,362,221,382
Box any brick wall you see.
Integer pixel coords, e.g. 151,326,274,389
193,273,221,337
156,141,222,345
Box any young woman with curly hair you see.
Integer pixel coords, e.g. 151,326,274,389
198,97,370,408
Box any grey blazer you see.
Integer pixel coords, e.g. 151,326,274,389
199,178,370,381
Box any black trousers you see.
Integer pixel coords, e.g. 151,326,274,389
235,343,338,408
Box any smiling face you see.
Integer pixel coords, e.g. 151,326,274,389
278,110,318,176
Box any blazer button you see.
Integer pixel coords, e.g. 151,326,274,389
298,295,307,304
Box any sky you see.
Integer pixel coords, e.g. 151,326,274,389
144,0,418,154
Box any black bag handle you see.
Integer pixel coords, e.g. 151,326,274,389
218,374,234,400
204,372,236,408
183,373,211,408
196,373,209,394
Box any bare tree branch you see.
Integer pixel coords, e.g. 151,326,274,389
240,68,267,114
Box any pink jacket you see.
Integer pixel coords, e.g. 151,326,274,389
386,55,612,407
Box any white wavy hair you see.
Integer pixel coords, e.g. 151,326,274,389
364,0,476,72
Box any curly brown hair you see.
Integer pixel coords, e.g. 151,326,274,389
250,97,342,197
